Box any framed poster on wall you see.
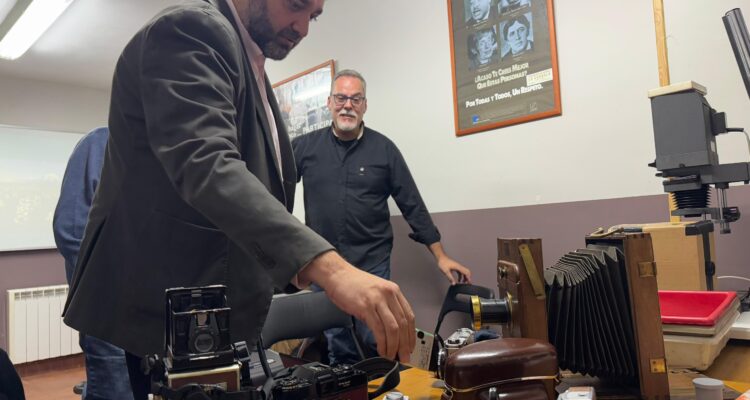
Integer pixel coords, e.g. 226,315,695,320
448,0,561,136
272,60,335,140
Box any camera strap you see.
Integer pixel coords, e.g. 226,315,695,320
353,357,401,399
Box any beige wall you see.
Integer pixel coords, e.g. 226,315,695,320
0,75,108,133
267,0,750,218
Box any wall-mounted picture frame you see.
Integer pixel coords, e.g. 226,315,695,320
448,0,561,136
272,60,335,140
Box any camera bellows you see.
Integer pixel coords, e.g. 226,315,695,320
545,245,638,382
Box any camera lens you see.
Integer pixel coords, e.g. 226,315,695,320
470,295,511,330
192,332,216,353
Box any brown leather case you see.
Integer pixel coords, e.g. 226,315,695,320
441,338,558,400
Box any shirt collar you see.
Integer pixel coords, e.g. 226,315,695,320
224,0,266,73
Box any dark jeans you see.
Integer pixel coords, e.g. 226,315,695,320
0,348,25,400
313,257,390,366
124,353,150,400
80,334,133,400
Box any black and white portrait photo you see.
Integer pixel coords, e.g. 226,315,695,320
498,0,530,14
500,13,534,58
464,0,493,25
468,27,499,69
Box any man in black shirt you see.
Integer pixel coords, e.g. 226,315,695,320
292,70,472,364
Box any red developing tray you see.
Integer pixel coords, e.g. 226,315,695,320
659,290,737,326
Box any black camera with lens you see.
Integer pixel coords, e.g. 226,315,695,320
166,286,234,371
146,285,250,398
147,286,388,400
149,286,285,398
271,362,368,400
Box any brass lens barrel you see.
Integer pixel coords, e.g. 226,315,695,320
469,295,511,330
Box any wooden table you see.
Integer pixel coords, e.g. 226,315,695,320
366,344,750,400
705,340,750,394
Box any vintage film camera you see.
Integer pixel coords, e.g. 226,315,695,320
410,261,522,377
147,285,373,400
146,285,250,399
270,362,368,400
410,259,558,400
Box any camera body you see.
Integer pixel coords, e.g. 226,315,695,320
166,286,234,371
151,286,371,400
434,327,475,379
271,362,369,400
150,286,243,396
443,327,475,351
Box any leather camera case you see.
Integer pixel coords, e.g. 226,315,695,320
441,338,558,400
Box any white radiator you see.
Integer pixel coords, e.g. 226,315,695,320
7,285,81,364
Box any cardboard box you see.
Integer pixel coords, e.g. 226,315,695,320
623,222,717,291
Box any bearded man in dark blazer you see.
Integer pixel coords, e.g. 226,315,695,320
62,0,416,397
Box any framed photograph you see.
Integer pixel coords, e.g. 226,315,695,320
272,60,335,140
448,0,561,136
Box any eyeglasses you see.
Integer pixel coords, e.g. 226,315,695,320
331,94,365,107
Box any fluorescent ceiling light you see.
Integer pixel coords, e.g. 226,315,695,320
0,0,75,60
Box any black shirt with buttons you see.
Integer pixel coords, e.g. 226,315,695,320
292,125,441,272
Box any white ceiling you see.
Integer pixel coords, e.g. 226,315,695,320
0,0,16,24
0,0,181,90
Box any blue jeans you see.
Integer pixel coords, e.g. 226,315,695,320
80,334,134,400
313,257,390,366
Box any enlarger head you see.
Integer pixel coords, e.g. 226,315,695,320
647,8,750,234
648,83,746,233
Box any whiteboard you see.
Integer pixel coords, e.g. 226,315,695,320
0,125,84,252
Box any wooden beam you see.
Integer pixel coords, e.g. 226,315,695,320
653,0,671,86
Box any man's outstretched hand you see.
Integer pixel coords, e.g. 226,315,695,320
299,251,416,362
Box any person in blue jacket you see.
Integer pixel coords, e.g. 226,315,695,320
53,127,133,400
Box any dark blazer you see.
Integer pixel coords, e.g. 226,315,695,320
63,0,332,357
